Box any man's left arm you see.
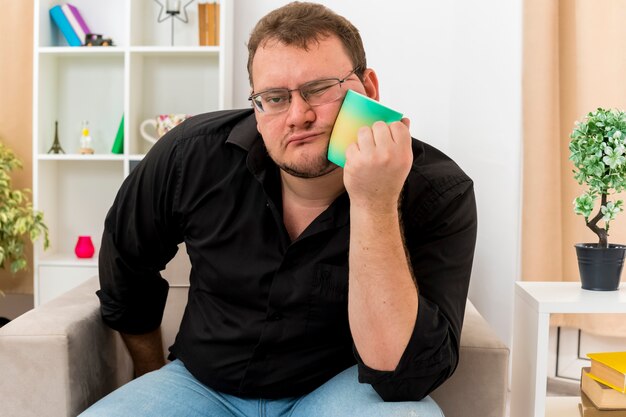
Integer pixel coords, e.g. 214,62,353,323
344,120,477,401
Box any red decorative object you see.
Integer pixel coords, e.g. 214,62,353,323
74,236,95,258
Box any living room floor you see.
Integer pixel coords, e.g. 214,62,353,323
505,377,579,417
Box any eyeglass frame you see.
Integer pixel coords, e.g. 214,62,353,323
248,67,361,114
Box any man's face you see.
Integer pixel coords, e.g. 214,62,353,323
251,36,367,179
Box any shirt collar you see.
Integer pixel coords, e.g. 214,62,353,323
225,110,259,151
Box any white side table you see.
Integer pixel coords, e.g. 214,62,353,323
511,281,626,417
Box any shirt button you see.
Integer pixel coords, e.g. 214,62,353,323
268,312,283,321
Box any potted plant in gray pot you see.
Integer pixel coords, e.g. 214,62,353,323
570,107,626,290
0,141,49,278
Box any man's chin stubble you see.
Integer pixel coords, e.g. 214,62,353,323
278,159,339,178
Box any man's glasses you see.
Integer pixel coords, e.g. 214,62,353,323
248,68,360,115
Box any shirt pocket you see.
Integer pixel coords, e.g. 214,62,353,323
305,264,350,338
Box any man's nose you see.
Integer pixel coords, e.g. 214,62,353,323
285,91,315,124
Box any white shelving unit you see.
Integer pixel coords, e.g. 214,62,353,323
32,0,233,306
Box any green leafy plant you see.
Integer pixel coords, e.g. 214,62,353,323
0,141,49,273
570,108,626,248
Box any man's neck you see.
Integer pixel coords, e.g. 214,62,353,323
280,167,345,206
280,168,345,240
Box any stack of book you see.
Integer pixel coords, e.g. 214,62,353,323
580,352,626,417
49,3,91,47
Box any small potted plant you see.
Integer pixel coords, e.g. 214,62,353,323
569,107,626,290
0,142,49,277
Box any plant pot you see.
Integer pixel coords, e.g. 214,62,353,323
575,243,626,291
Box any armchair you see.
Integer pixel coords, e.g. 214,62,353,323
0,269,508,417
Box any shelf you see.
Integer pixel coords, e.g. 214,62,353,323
129,46,221,56
36,53,124,155
38,46,124,56
38,47,220,56
128,53,220,154
38,253,98,267
129,0,213,47
37,154,125,161
35,160,124,256
38,0,128,48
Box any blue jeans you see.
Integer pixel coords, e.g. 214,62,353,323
80,360,444,417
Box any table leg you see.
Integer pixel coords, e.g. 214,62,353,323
511,291,551,417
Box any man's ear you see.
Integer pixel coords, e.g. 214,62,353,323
361,68,380,101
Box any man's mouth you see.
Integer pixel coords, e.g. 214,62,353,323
286,132,324,146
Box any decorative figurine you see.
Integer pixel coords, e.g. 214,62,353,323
79,120,94,155
47,120,66,154
84,33,114,46
154,0,195,46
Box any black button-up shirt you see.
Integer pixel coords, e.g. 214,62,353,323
97,109,477,401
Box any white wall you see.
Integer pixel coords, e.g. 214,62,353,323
231,0,523,349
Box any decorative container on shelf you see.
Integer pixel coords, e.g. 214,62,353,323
75,236,95,259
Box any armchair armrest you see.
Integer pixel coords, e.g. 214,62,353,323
0,276,132,417
430,300,510,417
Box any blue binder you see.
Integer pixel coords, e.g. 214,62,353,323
49,5,82,47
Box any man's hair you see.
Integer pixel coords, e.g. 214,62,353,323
247,1,366,87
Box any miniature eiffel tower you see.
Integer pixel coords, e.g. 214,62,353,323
47,121,65,154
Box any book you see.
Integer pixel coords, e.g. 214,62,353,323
61,4,91,45
580,392,626,416
49,5,81,47
588,352,626,394
582,367,626,410
327,89,403,168
198,2,220,46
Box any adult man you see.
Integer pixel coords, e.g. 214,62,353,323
83,2,476,416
